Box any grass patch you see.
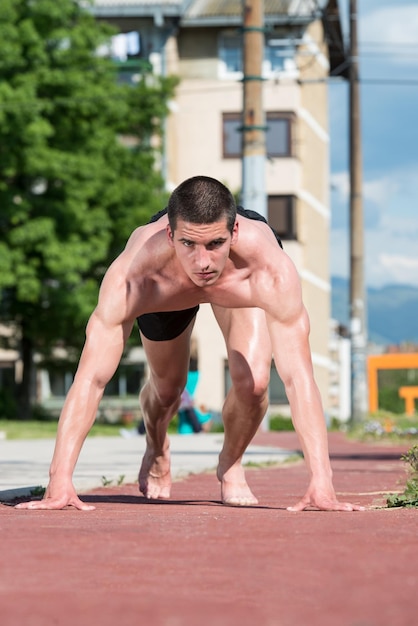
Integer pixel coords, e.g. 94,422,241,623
244,460,282,469
345,411,418,443
244,453,302,469
0,414,182,440
0,419,123,440
269,414,294,431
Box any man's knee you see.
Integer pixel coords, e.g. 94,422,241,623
145,376,186,409
229,363,270,404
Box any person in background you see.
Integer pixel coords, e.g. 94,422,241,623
178,337,211,434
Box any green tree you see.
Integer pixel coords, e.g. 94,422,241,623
0,0,177,418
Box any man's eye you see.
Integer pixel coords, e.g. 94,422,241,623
208,240,224,249
183,241,194,247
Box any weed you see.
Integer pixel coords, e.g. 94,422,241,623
101,474,126,487
244,460,280,469
244,453,302,469
117,474,125,486
387,445,418,508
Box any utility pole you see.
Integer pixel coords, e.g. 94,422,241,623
241,0,267,218
241,0,269,431
349,0,368,424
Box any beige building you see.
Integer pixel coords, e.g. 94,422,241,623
89,1,347,417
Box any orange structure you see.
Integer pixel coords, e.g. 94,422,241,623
368,353,418,413
398,386,418,416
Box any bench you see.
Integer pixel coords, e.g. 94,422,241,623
398,386,418,416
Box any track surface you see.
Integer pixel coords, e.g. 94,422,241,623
1,432,417,626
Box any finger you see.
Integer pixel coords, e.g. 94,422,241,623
287,500,366,512
15,498,95,511
286,499,310,512
332,502,366,512
15,501,45,510
315,500,366,512
70,499,96,511
15,501,54,510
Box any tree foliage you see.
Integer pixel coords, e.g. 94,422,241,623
0,0,177,417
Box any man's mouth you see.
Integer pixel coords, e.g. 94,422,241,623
195,271,216,281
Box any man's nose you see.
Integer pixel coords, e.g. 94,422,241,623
196,246,210,269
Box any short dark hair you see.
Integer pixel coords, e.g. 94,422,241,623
167,176,237,233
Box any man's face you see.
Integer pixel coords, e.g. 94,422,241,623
167,218,238,287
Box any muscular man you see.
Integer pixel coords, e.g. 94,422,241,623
17,176,363,512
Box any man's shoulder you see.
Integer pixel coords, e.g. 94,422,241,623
233,218,283,260
236,207,283,249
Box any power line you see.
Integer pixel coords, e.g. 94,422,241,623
301,77,418,86
1,74,417,111
360,78,418,86
359,40,418,48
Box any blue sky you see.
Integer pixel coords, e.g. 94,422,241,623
329,0,418,287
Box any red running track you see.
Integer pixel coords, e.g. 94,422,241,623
1,432,417,626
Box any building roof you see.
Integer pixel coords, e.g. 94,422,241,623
90,0,347,75
90,1,185,18
183,0,328,21
91,0,328,22
92,0,183,6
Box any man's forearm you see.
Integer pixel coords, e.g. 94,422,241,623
287,383,333,480
49,381,105,481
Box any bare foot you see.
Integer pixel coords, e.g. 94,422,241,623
138,442,172,500
217,463,258,506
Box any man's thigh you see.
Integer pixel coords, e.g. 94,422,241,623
140,321,195,391
211,306,272,382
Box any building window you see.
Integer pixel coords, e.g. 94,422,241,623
219,32,242,74
47,367,75,397
46,363,145,398
265,38,297,74
268,195,297,240
97,31,152,84
218,33,298,79
269,367,288,404
222,112,242,158
266,113,293,157
103,364,145,397
222,112,294,159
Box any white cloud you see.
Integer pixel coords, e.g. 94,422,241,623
331,165,418,287
381,254,418,272
331,170,402,209
360,4,418,65
330,171,349,198
330,229,349,278
359,219,418,287
330,2,418,288
375,254,418,287
363,178,397,208
333,228,418,288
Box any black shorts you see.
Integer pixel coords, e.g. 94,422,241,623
138,307,199,342
137,206,282,341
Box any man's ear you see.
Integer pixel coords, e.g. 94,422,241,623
166,224,175,247
231,220,239,245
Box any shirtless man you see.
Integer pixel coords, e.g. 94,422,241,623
17,175,363,512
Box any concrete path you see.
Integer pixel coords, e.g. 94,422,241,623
0,432,296,498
